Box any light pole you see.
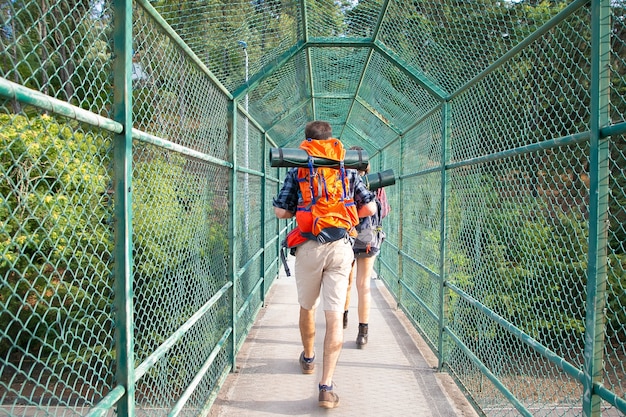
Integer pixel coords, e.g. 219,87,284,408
238,41,249,239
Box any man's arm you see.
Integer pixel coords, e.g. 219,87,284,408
351,170,376,217
357,200,376,218
272,168,298,218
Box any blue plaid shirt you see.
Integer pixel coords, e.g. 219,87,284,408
273,167,374,214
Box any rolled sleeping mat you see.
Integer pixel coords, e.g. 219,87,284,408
269,147,369,171
363,169,395,191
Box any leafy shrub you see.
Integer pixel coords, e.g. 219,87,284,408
0,113,113,363
131,144,229,363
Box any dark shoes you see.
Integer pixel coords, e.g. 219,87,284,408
356,323,368,349
299,351,315,374
319,384,340,409
343,310,349,329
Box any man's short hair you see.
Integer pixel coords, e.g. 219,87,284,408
305,120,332,140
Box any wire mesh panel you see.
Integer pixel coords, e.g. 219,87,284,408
150,0,301,94
446,149,590,413
605,138,626,407
0,111,116,416
1,0,118,414
248,51,313,147
374,139,401,292
131,142,232,415
263,145,282,290
377,0,566,96
233,111,265,350
356,51,441,140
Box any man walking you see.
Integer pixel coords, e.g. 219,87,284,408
273,120,375,408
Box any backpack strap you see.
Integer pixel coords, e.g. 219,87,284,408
339,161,348,201
306,156,316,208
280,243,291,276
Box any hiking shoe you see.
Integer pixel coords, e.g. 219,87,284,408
356,323,368,349
299,351,314,374
319,384,340,409
343,310,348,329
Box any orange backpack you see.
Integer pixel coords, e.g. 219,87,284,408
279,138,360,275
294,138,359,243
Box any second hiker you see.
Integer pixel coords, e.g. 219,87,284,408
343,148,391,348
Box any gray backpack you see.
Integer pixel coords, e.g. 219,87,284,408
352,198,385,257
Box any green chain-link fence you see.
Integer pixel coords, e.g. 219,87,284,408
1,0,625,416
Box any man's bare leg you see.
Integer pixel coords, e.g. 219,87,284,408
343,260,356,329
299,306,316,359
319,310,343,387
356,256,376,324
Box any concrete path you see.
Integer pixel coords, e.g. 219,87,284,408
209,258,479,417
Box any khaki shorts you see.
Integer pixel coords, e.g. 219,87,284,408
294,238,353,311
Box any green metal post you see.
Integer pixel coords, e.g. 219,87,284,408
229,101,239,371
274,157,282,281
300,0,315,119
396,136,405,307
582,0,611,414
112,1,135,416
437,101,451,371
261,131,267,303
307,47,316,120
373,151,382,276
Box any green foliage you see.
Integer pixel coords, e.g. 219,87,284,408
0,113,113,360
607,254,626,340
131,145,229,362
609,140,626,253
447,172,591,346
0,114,231,376
1,0,111,112
488,197,586,342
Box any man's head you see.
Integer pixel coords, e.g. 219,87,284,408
305,120,332,140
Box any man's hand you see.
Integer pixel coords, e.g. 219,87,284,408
274,207,295,219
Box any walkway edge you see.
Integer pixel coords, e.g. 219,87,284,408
374,278,480,417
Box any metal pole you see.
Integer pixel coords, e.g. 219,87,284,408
582,0,611,414
238,41,249,239
112,1,135,415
